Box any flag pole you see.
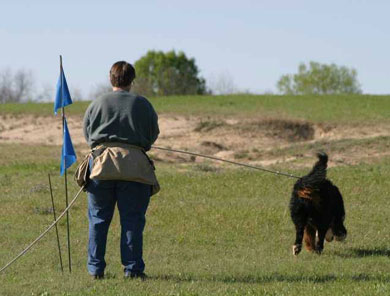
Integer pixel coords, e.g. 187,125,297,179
60,55,72,273
48,174,64,273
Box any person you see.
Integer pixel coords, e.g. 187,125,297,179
83,61,159,280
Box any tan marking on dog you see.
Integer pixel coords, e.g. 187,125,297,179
297,188,313,199
303,225,316,252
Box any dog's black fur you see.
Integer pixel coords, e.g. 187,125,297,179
289,152,347,255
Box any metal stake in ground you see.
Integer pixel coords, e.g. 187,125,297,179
60,55,71,273
48,174,64,273
0,187,84,274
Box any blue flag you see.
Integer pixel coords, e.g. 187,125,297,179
54,68,73,115
60,118,77,175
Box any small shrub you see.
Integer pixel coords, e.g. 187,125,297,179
194,120,225,132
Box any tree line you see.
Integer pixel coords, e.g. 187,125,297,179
0,50,362,103
0,69,35,103
276,61,361,95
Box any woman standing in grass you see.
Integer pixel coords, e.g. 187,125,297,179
83,61,159,279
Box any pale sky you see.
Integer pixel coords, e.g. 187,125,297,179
0,0,389,98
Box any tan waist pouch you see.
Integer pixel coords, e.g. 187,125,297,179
89,143,160,196
74,153,92,189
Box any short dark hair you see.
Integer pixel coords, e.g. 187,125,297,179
109,61,136,87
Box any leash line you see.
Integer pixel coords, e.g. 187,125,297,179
0,186,85,274
1,147,298,274
151,146,301,179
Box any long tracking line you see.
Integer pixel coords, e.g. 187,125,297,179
0,146,301,274
151,146,301,179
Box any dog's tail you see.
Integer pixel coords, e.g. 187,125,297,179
302,152,328,186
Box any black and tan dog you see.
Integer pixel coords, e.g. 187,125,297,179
289,152,347,255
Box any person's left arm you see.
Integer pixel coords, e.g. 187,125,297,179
83,105,92,147
149,106,159,145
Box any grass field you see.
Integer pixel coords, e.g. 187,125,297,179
1,94,390,123
1,95,390,295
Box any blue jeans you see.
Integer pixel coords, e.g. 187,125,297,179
86,179,151,276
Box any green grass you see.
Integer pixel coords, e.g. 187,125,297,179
0,143,390,295
2,94,390,123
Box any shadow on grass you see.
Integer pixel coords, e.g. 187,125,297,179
151,272,390,284
334,247,390,258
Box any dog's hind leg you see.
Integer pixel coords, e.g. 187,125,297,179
303,225,316,252
315,227,327,254
292,221,306,255
293,227,304,255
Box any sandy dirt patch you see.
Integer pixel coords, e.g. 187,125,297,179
1,114,389,168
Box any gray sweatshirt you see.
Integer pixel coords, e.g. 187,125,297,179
83,90,159,151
